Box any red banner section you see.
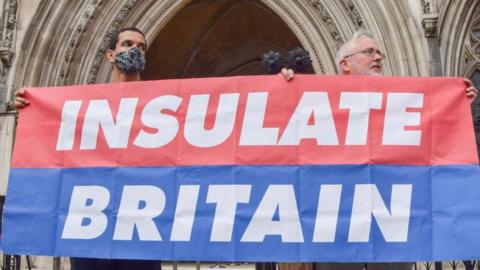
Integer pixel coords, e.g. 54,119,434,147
12,75,477,168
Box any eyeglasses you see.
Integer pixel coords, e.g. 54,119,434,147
344,48,386,59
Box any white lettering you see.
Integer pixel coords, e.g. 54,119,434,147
278,92,338,145
240,92,279,145
184,94,240,147
134,95,182,148
241,185,304,242
340,92,382,145
113,185,165,241
56,100,82,150
207,185,251,241
170,185,200,241
80,98,138,149
382,93,423,145
62,186,110,239
348,184,412,242
313,185,342,242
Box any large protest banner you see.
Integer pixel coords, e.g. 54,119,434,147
3,75,480,262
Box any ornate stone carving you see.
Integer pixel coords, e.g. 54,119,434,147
144,0,178,34
421,0,431,14
56,0,104,86
0,0,17,106
2,0,18,48
0,48,14,83
87,0,139,84
341,0,364,28
464,7,480,65
420,0,439,38
272,0,323,73
310,0,343,44
0,0,17,75
422,15,438,38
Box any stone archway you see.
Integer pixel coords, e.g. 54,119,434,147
438,0,480,76
10,0,364,89
142,0,307,80
10,0,478,93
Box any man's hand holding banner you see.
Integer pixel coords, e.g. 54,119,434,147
3,75,480,262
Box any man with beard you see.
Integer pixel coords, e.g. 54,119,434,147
13,27,161,270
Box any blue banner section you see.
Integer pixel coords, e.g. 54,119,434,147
3,165,480,262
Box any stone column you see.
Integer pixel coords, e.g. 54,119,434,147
0,112,15,194
0,0,17,195
421,0,441,76
0,47,14,106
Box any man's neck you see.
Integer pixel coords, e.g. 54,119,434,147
111,70,141,83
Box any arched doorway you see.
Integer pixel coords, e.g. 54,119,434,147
143,0,309,80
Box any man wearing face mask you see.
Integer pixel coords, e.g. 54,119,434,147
69,27,162,270
13,27,160,270
106,27,147,82
13,27,147,108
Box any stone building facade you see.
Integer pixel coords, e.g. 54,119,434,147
0,1,480,269
0,0,479,230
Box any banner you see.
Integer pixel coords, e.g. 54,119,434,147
3,75,480,262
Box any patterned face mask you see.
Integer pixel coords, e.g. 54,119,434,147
114,47,146,74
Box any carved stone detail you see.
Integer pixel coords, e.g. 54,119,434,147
271,0,323,73
88,0,331,81
2,0,18,48
87,0,139,84
0,0,17,106
0,0,17,79
56,0,104,86
0,48,14,83
143,0,178,34
421,0,431,14
310,0,343,44
465,6,480,64
420,0,439,38
422,15,438,38
341,0,364,28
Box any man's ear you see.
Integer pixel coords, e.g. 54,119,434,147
339,58,350,73
105,49,115,63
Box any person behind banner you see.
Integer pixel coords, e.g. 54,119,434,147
278,30,478,270
336,31,477,105
11,26,299,270
12,27,147,109
13,27,161,270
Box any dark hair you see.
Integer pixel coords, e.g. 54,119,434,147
108,27,146,50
